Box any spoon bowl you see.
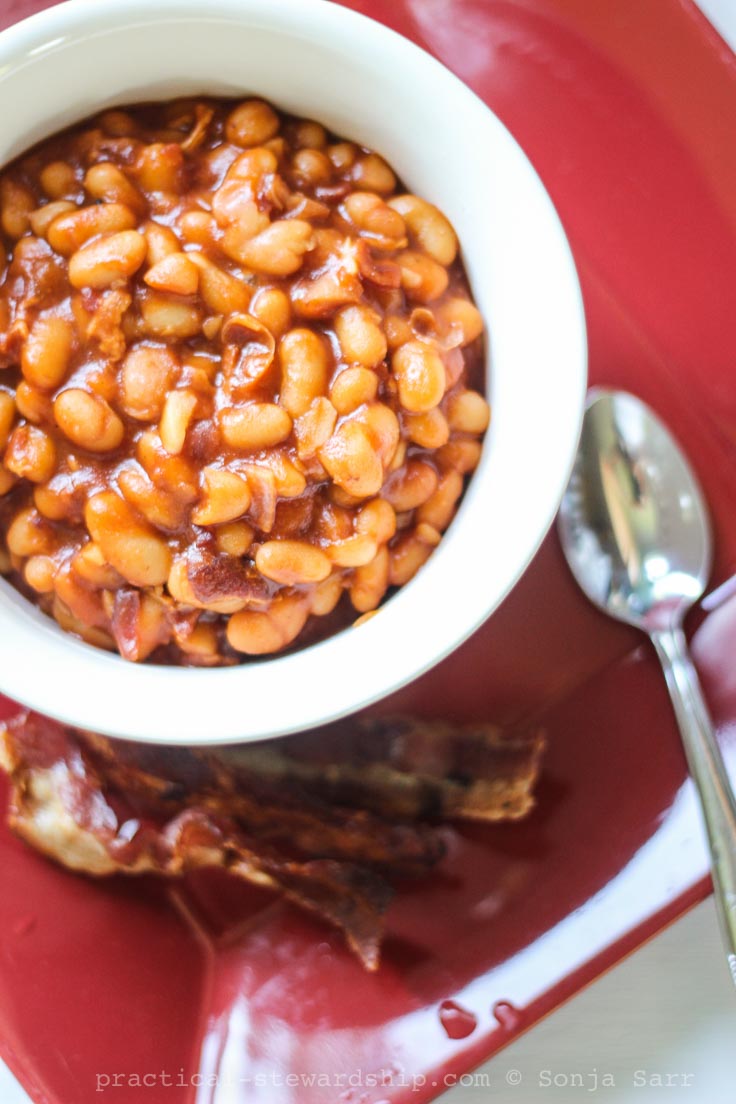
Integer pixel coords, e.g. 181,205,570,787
558,388,711,632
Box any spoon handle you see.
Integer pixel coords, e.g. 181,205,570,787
651,626,736,985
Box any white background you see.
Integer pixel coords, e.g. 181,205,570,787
2,0,736,1101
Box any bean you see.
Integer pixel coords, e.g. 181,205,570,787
436,438,483,474
117,466,186,531
294,397,337,459
319,420,383,498
135,143,184,193
357,402,401,466
311,574,343,616
256,539,331,585
226,219,313,276
85,491,172,586
329,367,379,415
334,304,387,367
47,203,137,255
291,148,332,187
177,210,218,246
72,542,123,589
292,121,327,150
392,340,446,413
120,344,178,422
225,100,280,147
220,404,292,450
226,594,310,655
54,389,124,452
24,554,56,593
436,297,484,345
350,545,389,612
6,507,54,557
192,467,252,526
15,381,54,424
250,286,291,337
215,520,254,557
279,328,329,417
327,534,378,568
188,252,252,315
446,389,491,434
343,192,406,247
3,425,56,483
404,408,450,449
140,293,202,338
417,469,464,530
388,194,458,265
159,389,198,455
69,230,147,289
143,220,180,265
350,153,396,194
84,163,146,214
28,200,77,239
40,161,78,199
397,249,449,302
0,179,35,239
388,529,435,586
382,459,438,512
144,251,199,296
21,316,75,389
356,498,397,544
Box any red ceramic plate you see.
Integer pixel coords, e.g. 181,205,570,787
3,1,736,1101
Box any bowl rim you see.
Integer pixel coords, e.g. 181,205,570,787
0,0,587,745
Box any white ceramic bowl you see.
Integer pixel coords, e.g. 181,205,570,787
0,0,586,744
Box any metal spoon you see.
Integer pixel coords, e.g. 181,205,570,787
558,387,736,985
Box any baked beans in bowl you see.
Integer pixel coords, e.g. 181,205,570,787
0,0,586,743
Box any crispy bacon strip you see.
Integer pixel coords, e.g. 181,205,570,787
0,712,391,969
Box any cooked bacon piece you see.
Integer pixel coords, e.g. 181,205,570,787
0,709,545,970
0,712,391,970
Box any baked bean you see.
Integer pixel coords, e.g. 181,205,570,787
69,230,147,289
159,389,198,455
0,178,35,239
334,304,387,367
319,420,384,498
21,316,75,390
226,594,310,654
404,409,450,450
279,328,329,416
6,507,55,557
140,293,202,338
417,469,464,530
250,286,292,337
225,219,313,276
256,539,332,585
0,97,487,666
40,161,78,199
392,340,446,413
226,99,280,147
436,438,483,474
294,397,338,459
144,252,199,296
117,466,186,531
143,220,180,265
24,554,56,593
388,528,435,586
47,203,137,255
4,425,56,483
135,143,184,193
85,162,146,214
351,153,396,194
446,389,491,434
28,200,77,239
398,249,449,303
120,344,178,422
192,467,252,526
0,391,16,451
220,403,292,450
54,389,125,453
382,459,439,512
215,520,254,557
329,367,379,415
85,491,172,586
436,296,484,345
356,498,397,544
388,194,458,265
343,192,406,248
327,533,378,568
188,252,252,314
350,545,390,612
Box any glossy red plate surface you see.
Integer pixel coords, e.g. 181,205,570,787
3,1,736,1101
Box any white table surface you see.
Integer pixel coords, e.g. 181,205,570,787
2,0,736,1101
